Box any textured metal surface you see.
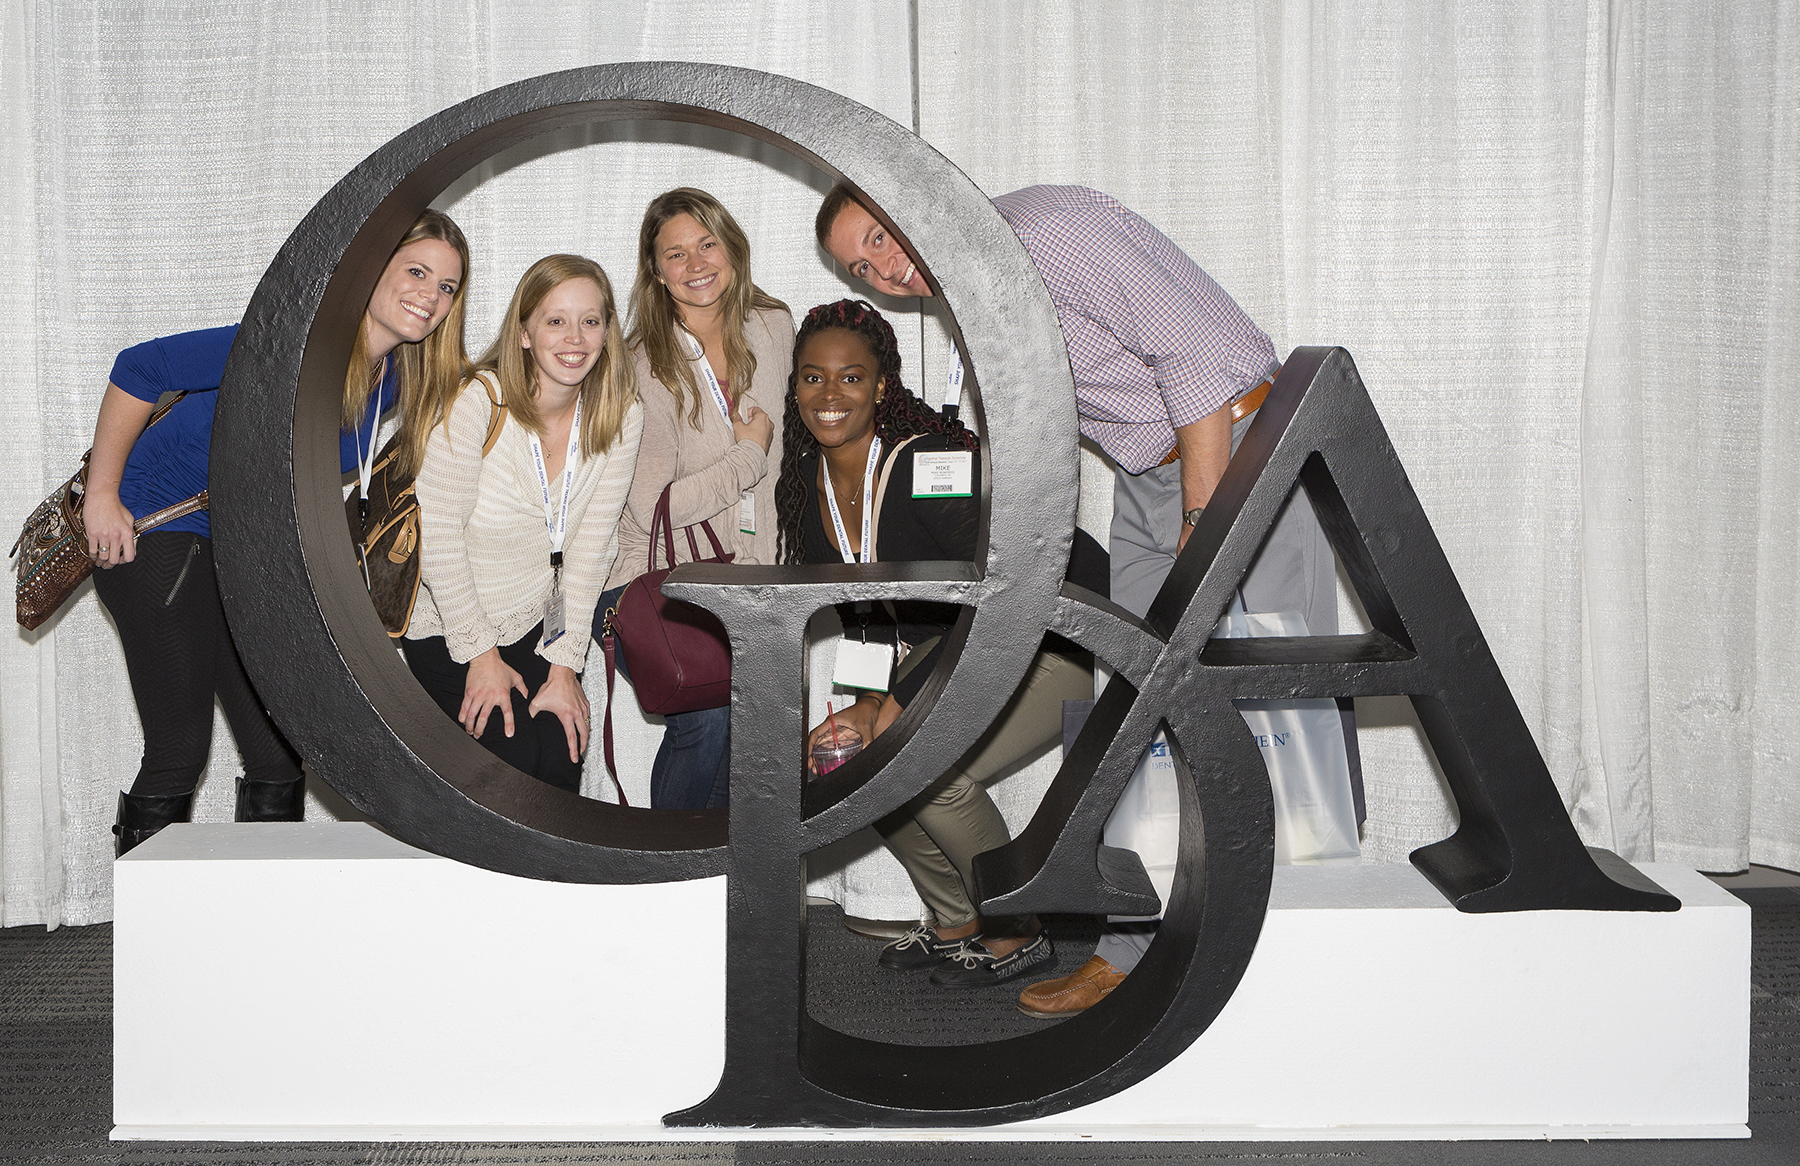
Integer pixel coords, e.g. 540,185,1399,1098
210,64,1667,1130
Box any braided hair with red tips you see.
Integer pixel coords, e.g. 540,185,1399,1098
776,299,978,564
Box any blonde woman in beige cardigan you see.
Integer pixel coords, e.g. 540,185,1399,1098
597,188,793,809
408,254,642,792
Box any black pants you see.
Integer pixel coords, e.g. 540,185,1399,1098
402,624,584,793
92,531,302,799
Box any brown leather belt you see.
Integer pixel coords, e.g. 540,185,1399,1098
1156,370,1277,467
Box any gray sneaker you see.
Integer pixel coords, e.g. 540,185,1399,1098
929,931,1057,988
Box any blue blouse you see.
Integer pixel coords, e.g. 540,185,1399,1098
111,325,397,539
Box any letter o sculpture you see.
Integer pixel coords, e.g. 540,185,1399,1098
211,62,1274,1126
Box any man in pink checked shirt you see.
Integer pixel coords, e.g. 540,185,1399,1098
818,183,1342,1018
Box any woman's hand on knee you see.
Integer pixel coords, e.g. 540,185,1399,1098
462,648,527,739
528,664,590,763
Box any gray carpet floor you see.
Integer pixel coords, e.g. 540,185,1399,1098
2,892,1796,1165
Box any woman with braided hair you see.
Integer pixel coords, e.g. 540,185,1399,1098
777,299,1104,991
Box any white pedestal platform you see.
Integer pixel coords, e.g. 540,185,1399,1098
113,823,1749,1141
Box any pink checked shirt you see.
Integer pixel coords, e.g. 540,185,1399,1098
994,186,1277,473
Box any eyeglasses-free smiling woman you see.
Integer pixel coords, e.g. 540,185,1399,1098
88,210,473,856
776,299,1106,993
402,254,642,794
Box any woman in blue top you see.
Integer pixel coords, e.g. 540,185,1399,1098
85,210,473,855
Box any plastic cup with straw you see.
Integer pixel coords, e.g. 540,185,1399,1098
809,699,864,774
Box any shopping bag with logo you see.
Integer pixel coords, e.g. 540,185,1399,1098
1099,727,1180,914
1220,600,1361,864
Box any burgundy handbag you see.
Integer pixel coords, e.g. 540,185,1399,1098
600,484,735,780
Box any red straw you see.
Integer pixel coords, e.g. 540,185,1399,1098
826,701,841,749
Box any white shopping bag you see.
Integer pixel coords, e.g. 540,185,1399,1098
1220,601,1361,865
1101,730,1179,916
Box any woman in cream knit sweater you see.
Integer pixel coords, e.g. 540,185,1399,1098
597,188,793,810
407,254,642,792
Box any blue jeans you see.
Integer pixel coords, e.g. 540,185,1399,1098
596,585,730,810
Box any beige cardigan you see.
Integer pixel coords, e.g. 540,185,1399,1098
605,306,794,588
409,371,644,671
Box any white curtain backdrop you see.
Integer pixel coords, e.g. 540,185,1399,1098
3,1,1794,928
920,0,1799,872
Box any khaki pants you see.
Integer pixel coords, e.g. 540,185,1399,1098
874,639,1093,930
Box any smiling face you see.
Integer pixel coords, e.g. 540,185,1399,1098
362,238,464,356
519,277,608,391
823,202,930,298
796,327,885,453
653,211,735,319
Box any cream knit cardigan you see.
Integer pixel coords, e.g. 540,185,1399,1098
604,305,793,589
409,371,644,671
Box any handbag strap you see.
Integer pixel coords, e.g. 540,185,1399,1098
649,484,677,572
597,620,632,806
131,490,210,534
477,373,508,457
686,518,730,563
646,484,735,572
145,390,189,430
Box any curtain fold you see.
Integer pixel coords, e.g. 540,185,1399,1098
0,0,63,929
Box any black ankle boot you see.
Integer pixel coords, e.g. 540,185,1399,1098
235,775,306,823
113,790,195,858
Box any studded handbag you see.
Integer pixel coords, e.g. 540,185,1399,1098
11,394,206,632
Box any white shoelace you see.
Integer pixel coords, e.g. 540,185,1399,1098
941,940,999,969
887,922,938,951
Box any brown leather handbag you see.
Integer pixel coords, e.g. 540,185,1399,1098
12,394,207,631
345,375,505,638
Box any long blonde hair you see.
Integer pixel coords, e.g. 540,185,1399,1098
626,188,787,430
472,254,636,459
344,209,474,480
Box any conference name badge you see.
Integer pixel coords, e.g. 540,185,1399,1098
833,638,894,692
541,584,567,646
912,450,973,498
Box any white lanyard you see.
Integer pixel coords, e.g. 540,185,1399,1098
527,397,582,568
681,328,735,428
945,337,966,414
824,436,882,564
354,356,388,505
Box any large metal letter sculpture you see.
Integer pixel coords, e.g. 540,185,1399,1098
211,63,1674,1131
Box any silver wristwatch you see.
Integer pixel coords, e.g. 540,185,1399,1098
1182,507,1206,528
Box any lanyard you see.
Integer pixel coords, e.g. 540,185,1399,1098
681,328,735,428
824,436,882,565
353,356,388,511
945,337,966,414
526,397,582,568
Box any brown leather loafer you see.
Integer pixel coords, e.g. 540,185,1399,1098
1016,954,1126,1018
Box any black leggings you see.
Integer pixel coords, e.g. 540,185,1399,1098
92,531,302,799
402,624,584,793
